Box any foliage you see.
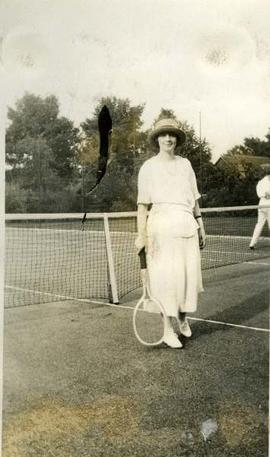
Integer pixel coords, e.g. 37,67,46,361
5,93,80,212
5,181,28,213
206,161,259,206
6,93,79,181
226,144,253,156
213,128,270,206
154,108,177,122
80,96,148,212
7,93,269,213
77,135,99,166
81,96,146,157
226,130,270,158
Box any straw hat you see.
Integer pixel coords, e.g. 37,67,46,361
149,118,186,148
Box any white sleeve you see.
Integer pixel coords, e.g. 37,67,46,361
188,161,201,200
137,164,151,204
256,179,265,198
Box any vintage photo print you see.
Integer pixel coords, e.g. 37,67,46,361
1,1,270,456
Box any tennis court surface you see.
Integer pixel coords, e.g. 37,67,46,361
3,207,269,456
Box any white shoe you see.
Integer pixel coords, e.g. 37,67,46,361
178,318,192,338
163,328,183,348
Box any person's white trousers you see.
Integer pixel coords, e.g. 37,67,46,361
250,207,270,247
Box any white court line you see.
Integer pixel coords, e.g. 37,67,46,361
5,285,107,307
205,250,247,255
5,285,269,332
188,317,269,333
203,249,270,255
243,261,270,266
5,285,136,311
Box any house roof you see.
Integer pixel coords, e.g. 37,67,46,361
215,154,270,168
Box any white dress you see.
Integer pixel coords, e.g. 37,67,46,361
137,155,203,317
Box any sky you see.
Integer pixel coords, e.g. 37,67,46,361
1,0,270,162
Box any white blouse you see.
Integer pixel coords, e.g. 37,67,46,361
137,155,201,211
256,176,270,206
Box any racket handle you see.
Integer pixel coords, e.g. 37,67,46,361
138,247,147,269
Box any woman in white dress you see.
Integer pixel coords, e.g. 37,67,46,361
136,118,206,349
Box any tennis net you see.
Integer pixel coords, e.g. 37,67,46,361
5,206,270,308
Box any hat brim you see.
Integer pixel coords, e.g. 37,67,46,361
149,126,186,147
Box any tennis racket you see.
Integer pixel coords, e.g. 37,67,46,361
133,248,167,346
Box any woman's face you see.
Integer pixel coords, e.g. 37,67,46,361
157,132,177,153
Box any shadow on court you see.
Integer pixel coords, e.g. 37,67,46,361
190,289,269,339
2,260,269,457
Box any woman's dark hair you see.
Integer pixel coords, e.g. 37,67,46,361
152,132,182,149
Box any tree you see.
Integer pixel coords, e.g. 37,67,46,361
226,144,253,156
209,159,259,206
226,129,270,158
211,128,270,206
81,96,146,157
243,134,270,158
79,96,148,212
5,93,80,212
154,108,177,122
16,137,57,192
6,93,79,181
5,181,28,213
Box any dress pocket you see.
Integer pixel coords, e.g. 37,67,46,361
148,209,198,239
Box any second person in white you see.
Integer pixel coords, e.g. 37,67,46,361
250,171,270,249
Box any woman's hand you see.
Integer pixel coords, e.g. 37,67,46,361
198,226,206,250
135,234,147,254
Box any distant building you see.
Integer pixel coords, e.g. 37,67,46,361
215,154,270,178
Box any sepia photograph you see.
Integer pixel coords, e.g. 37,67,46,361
1,0,270,456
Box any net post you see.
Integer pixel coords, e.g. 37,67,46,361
103,214,119,304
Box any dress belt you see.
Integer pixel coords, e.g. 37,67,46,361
151,203,193,215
